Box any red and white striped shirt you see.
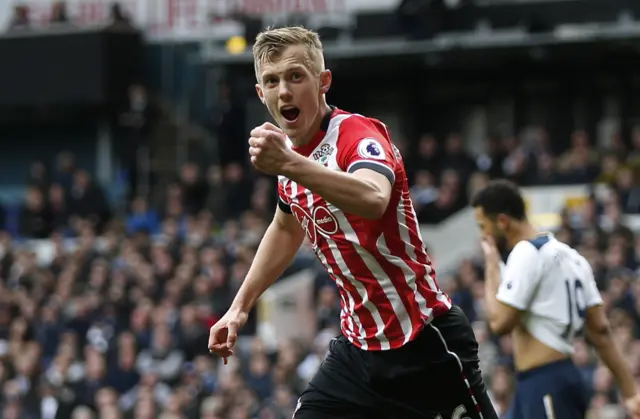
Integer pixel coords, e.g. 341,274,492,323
277,107,451,351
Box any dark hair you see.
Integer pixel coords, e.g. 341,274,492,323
471,179,527,221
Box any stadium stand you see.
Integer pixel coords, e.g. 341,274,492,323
0,0,639,418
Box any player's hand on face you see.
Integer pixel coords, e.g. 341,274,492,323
480,235,501,265
248,122,296,175
625,394,640,419
208,309,248,364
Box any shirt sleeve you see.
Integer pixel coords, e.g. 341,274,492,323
277,178,292,214
335,116,397,185
580,259,603,308
496,241,542,310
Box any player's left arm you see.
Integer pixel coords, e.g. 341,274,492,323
582,266,639,408
484,241,541,335
282,123,395,220
586,304,638,401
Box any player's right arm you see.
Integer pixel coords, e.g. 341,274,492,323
208,205,305,359
585,304,639,402
483,240,540,336
229,205,305,314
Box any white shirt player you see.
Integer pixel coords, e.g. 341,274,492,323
496,233,603,355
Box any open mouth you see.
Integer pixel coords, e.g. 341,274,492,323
280,106,300,122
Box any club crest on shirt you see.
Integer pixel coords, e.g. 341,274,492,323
312,143,335,166
357,138,386,160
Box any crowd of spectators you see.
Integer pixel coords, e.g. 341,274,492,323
0,119,638,418
0,150,317,418
17,155,111,240
406,126,640,224
10,153,275,241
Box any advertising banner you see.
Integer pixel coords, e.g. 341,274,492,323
1,0,397,42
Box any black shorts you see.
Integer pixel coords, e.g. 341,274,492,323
294,306,499,419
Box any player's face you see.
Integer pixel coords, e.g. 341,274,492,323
255,45,331,141
474,207,509,253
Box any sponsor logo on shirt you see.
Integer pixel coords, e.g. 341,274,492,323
357,138,386,160
290,204,339,248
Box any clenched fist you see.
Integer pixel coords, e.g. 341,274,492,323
248,122,298,175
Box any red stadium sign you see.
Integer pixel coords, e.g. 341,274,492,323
1,0,395,41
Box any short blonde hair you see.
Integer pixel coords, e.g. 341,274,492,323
252,26,325,80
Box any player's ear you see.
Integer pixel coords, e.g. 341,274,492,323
319,70,332,94
496,213,509,231
255,84,266,105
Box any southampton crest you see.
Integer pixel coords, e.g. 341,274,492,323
312,143,335,166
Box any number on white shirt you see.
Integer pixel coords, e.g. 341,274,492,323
561,278,587,341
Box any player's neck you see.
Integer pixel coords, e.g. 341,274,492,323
290,103,333,147
508,221,538,249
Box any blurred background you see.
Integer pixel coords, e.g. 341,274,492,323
0,0,638,418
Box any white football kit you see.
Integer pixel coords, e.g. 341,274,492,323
497,233,603,354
